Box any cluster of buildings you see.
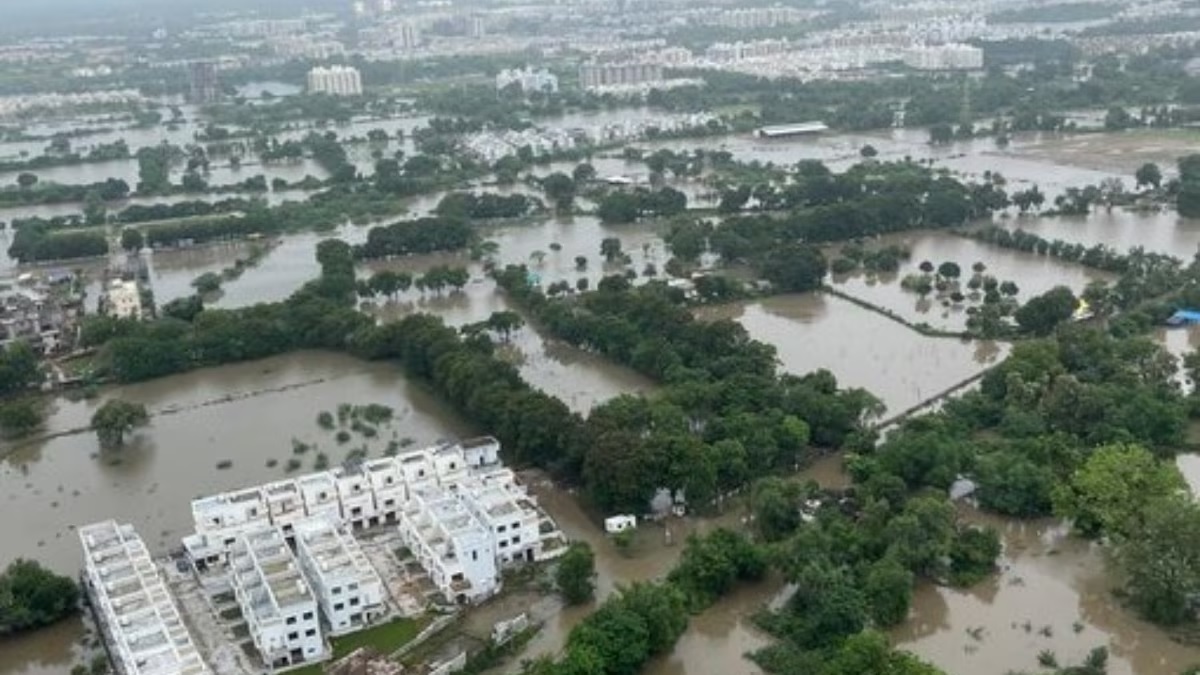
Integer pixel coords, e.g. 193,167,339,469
102,279,143,321
495,66,559,94
80,521,212,675
903,42,984,70
699,5,816,28
1,273,81,354
578,62,663,90
0,89,144,119
307,66,364,97
705,39,791,63
462,111,718,163
80,438,566,673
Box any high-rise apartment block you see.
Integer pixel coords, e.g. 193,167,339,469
306,66,364,96
188,61,219,104
578,62,663,90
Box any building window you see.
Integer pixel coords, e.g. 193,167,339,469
286,616,297,625
332,586,341,595
512,536,520,545
305,628,316,637
497,525,506,533
288,632,299,641
499,540,507,548
350,597,360,606
512,522,519,530
450,462,456,470
319,492,327,500
348,582,358,591
472,551,478,561
334,602,344,611
303,611,314,620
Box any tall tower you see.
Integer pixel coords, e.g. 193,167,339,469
188,61,219,104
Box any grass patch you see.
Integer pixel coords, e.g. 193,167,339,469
331,616,430,659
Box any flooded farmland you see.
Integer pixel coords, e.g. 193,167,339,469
698,293,1007,415
830,230,1111,331
5,116,1200,675
893,509,1200,675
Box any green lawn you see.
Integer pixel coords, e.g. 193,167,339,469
330,616,430,659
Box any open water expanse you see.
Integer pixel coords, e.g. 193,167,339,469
5,113,1200,674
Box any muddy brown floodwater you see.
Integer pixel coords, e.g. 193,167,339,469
697,293,1008,415
831,230,1111,332
468,455,848,675
893,508,1200,675
1000,210,1200,260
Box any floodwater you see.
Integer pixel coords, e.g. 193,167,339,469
698,293,1008,414
477,456,849,675
999,209,1200,260
0,351,476,574
831,230,1111,331
893,509,1200,675
0,615,89,675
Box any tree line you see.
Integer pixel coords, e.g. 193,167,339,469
495,266,880,512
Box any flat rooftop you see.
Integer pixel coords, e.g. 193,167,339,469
79,520,211,675
231,527,314,621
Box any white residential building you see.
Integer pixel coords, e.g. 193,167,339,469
398,489,499,604
79,521,211,675
107,280,142,320
183,437,566,607
293,517,387,635
461,478,542,566
495,67,559,94
904,43,984,70
230,527,326,669
307,66,363,96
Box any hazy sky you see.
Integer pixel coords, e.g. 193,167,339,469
0,0,344,36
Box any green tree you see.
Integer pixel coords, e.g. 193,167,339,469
1116,497,1200,625
886,497,955,578
1052,443,1186,538
556,542,596,605
91,399,150,449
761,243,827,292
863,557,913,627
1014,286,1076,335
83,191,106,226
192,272,222,294
1179,179,1200,218
0,559,79,635
928,124,954,145
751,477,804,542
119,228,144,252
948,527,1001,586
936,261,961,280
600,237,623,262
542,172,577,211
0,399,42,437
0,342,40,396
1135,162,1162,190
16,172,37,189
573,162,597,184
